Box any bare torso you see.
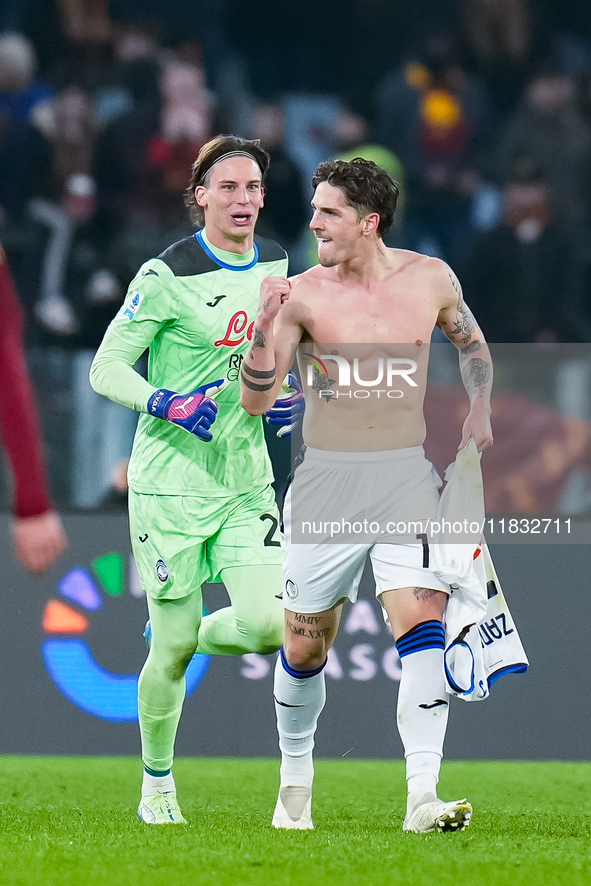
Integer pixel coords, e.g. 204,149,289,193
285,250,451,451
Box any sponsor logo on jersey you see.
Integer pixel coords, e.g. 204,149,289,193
155,559,169,582
207,294,227,307
123,291,144,321
227,353,243,381
215,310,255,347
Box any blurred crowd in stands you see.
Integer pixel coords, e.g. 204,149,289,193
3,0,591,509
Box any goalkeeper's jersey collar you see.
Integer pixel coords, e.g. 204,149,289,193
195,229,259,271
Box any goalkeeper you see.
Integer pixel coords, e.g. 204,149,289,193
90,134,303,824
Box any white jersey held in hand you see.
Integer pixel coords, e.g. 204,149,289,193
431,439,529,701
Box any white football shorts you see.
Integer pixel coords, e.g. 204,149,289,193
282,445,450,612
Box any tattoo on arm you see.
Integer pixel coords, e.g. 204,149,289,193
240,372,275,392
462,340,482,357
448,268,462,300
240,357,276,391
441,267,478,344
252,327,266,349
461,357,492,396
448,304,477,343
241,363,276,380
242,327,277,393
443,266,492,402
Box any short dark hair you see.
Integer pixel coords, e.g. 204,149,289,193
185,134,270,226
312,158,399,237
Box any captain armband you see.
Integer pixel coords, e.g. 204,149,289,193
241,362,276,392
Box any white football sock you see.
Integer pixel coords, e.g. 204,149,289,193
142,768,176,797
273,653,326,788
396,644,449,812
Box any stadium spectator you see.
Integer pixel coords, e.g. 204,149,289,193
458,0,535,112
0,31,52,221
333,108,405,244
92,21,163,264
93,45,213,285
465,157,577,342
493,65,591,236
376,34,494,273
54,0,112,90
0,31,52,309
250,102,308,253
30,82,99,336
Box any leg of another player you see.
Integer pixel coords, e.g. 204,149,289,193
380,586,472,833
194,564,284,656
272,603,343,830
137,590,204,824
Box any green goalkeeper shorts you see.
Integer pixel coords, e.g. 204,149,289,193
129,484,282,600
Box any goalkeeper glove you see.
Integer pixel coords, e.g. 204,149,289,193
148,379,226,441
265,372,305,438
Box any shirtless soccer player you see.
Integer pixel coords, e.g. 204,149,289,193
90,135,290,824
241,158,493,833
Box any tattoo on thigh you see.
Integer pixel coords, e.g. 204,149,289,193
412,587,438,602
294,613,321,625
286,616,329,640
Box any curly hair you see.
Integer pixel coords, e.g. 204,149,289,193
185,135,270,227
312,158,400,237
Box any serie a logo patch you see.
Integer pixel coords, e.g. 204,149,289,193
123,291,144,321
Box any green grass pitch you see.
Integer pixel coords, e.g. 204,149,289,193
1,757,590,886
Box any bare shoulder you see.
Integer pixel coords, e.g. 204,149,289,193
286,265,332,309
390,250,456,301
289,264,333,292
413,254,460,306
387,249,444,280
405,252,454,283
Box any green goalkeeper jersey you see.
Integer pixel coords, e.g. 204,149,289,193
90,230,288,497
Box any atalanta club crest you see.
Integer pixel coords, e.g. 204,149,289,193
285,579,298,601
155,559,169,582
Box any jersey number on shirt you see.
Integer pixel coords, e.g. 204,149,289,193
260,513,281,547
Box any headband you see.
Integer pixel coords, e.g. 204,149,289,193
200,150,262,182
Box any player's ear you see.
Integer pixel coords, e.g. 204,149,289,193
195,185,208,209
260,185,265,206
362,212,380,236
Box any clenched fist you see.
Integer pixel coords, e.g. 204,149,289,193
258,276,291,322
